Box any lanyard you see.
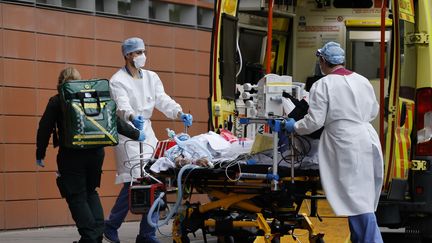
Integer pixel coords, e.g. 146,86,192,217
123,66,143,79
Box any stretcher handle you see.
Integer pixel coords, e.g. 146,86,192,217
140,141,144,178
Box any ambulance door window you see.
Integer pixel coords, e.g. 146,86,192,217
346,29,391,133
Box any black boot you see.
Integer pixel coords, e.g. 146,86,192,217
135,234,159,243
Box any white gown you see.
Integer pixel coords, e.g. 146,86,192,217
294,69,384,216
110,67,182,184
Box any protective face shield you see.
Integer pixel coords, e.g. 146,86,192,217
318,59,326,75
133,53,147,68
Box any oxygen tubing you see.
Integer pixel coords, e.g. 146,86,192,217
147,164,200,228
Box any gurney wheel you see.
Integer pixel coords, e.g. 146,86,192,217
315,238,325,243
216,236,235,243
173,236,190,243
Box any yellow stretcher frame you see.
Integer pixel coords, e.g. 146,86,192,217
170,174,324,243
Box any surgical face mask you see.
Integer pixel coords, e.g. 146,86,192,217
133,53,146,68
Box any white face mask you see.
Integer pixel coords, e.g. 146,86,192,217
133,53,146,69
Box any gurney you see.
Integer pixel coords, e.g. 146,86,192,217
126,125,326,243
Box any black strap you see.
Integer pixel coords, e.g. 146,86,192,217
65,91,110,100
215,218,233,233
76,92,102,117
52,126,59,148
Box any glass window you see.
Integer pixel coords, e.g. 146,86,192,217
62,0,76,8
399,20,417,100
198,7,213,27
169,4,181,23
118,0,131,15
37,0,61,6
95,0,103,12
352,41,385,79
149,1,155,19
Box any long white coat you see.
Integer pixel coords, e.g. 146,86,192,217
294,69,384,216
110,68,182,184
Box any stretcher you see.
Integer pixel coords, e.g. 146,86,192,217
127,131,325,243
154,162,325,243
125,115,325,242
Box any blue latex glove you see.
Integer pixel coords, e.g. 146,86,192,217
180,113,193,127
132,115,144,130
138,130,146,141
284,118,296,133
36,159,45,167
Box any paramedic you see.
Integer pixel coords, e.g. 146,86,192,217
104,37,193,243
35,67,145,243
285,42,384,243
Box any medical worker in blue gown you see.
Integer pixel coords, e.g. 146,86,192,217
285,42,384,243
104,37,193,243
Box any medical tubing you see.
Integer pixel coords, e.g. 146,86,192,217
147,164,200,228
290,132,295,184
123,139,155,165
173,134,213,160
271,131,279,191
235,28,243,77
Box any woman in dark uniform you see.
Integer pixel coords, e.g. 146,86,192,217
36,67,144,243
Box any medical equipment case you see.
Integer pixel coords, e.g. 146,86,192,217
58,79,119,149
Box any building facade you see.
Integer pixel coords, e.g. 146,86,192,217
0,0,213,229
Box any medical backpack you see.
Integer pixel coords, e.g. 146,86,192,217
58,79,119,149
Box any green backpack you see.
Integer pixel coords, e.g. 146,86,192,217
58,79,119,149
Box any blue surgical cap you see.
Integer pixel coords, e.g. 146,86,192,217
121,37,145,56
316,41,345,65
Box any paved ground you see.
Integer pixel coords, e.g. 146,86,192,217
0,221,218,243
0,217,408,243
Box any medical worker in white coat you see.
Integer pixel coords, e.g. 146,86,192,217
104,37,193,243
285,42,384,243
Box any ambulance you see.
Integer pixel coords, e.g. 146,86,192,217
209,0,431,240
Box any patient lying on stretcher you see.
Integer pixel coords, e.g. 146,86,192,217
150,129,320,173
150,89,323,173
150,131,254,172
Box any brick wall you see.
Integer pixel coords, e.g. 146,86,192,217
0,2,211,229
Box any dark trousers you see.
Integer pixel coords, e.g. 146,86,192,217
56,148,105,243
